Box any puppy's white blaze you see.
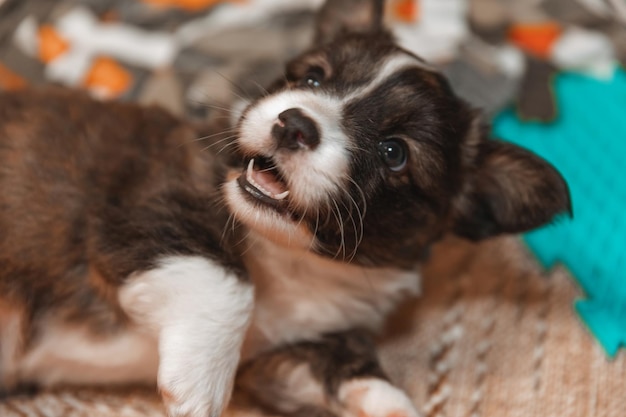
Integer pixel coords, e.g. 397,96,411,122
119,256,253,417
239,90,349,209
344,53,433,104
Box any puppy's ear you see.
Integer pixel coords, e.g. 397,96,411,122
452,135,572,241
315,0,385,44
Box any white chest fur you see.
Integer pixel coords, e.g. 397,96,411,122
242,236,421,357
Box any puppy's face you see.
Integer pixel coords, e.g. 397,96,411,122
223,0,571,268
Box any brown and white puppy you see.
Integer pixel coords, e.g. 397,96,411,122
0,0,570,416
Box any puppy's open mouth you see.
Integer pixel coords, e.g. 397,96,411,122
237,157,290,211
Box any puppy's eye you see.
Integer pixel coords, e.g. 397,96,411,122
378,139,408,172
302,66,324,88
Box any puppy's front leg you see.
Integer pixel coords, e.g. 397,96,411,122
237,330,419,417
120,256,253,417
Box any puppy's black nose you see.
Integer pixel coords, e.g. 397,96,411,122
272,108,320,150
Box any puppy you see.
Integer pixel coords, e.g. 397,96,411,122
0,0,571,416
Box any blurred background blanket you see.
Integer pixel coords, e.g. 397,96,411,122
0,0,625,415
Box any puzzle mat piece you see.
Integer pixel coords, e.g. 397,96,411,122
492,66,626,357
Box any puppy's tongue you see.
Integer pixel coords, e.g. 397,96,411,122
251,169,287,196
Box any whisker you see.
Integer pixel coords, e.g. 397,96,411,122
221,213,236,247
214,70,253,104
196,133,238,149
339,194,361,262
258,165,279,173
199,135,239,153
347,177,368,218
347,177,367,246
308,207,321,253
231,208,238,236
330,197,346,261
177,127,238,148
346,143,370,153
250,79,269,96
186,100,240,116
295,206,308,236
196,127,239,139
200,103,239,114
234,227,252,250
204,115,241,122
219,200,251,252
215,140,240,155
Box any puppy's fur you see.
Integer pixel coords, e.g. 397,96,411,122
0,0,570,416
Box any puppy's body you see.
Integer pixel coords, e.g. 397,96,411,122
0,0,571,416
0,88,421,416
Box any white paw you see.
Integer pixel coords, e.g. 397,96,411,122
338,379,421,417
160,384,228,417
159,360,232,417
158,334,239,417
160,381,230,417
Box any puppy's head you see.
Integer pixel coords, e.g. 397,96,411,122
223,0,571,268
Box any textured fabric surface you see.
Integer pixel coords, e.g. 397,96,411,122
2,237,624,417
381,237,626,417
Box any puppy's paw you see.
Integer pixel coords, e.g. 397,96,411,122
156,318,245,417
159,360,235,417
338,379,420,417
160,388,227,417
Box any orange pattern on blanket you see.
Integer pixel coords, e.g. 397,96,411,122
508,22,563,58
38,25,70,63
141,0,245,12
83,57,133,99
0,62,28,91
390,0,420,23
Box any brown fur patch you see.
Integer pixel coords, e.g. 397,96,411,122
0,87,245,347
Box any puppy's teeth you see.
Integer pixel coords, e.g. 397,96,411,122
274,190,289,200
245,158,270,196
247,159,255,180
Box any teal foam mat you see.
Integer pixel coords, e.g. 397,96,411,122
492,66,626,358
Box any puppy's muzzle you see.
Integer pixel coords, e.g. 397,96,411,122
272,108,320,150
